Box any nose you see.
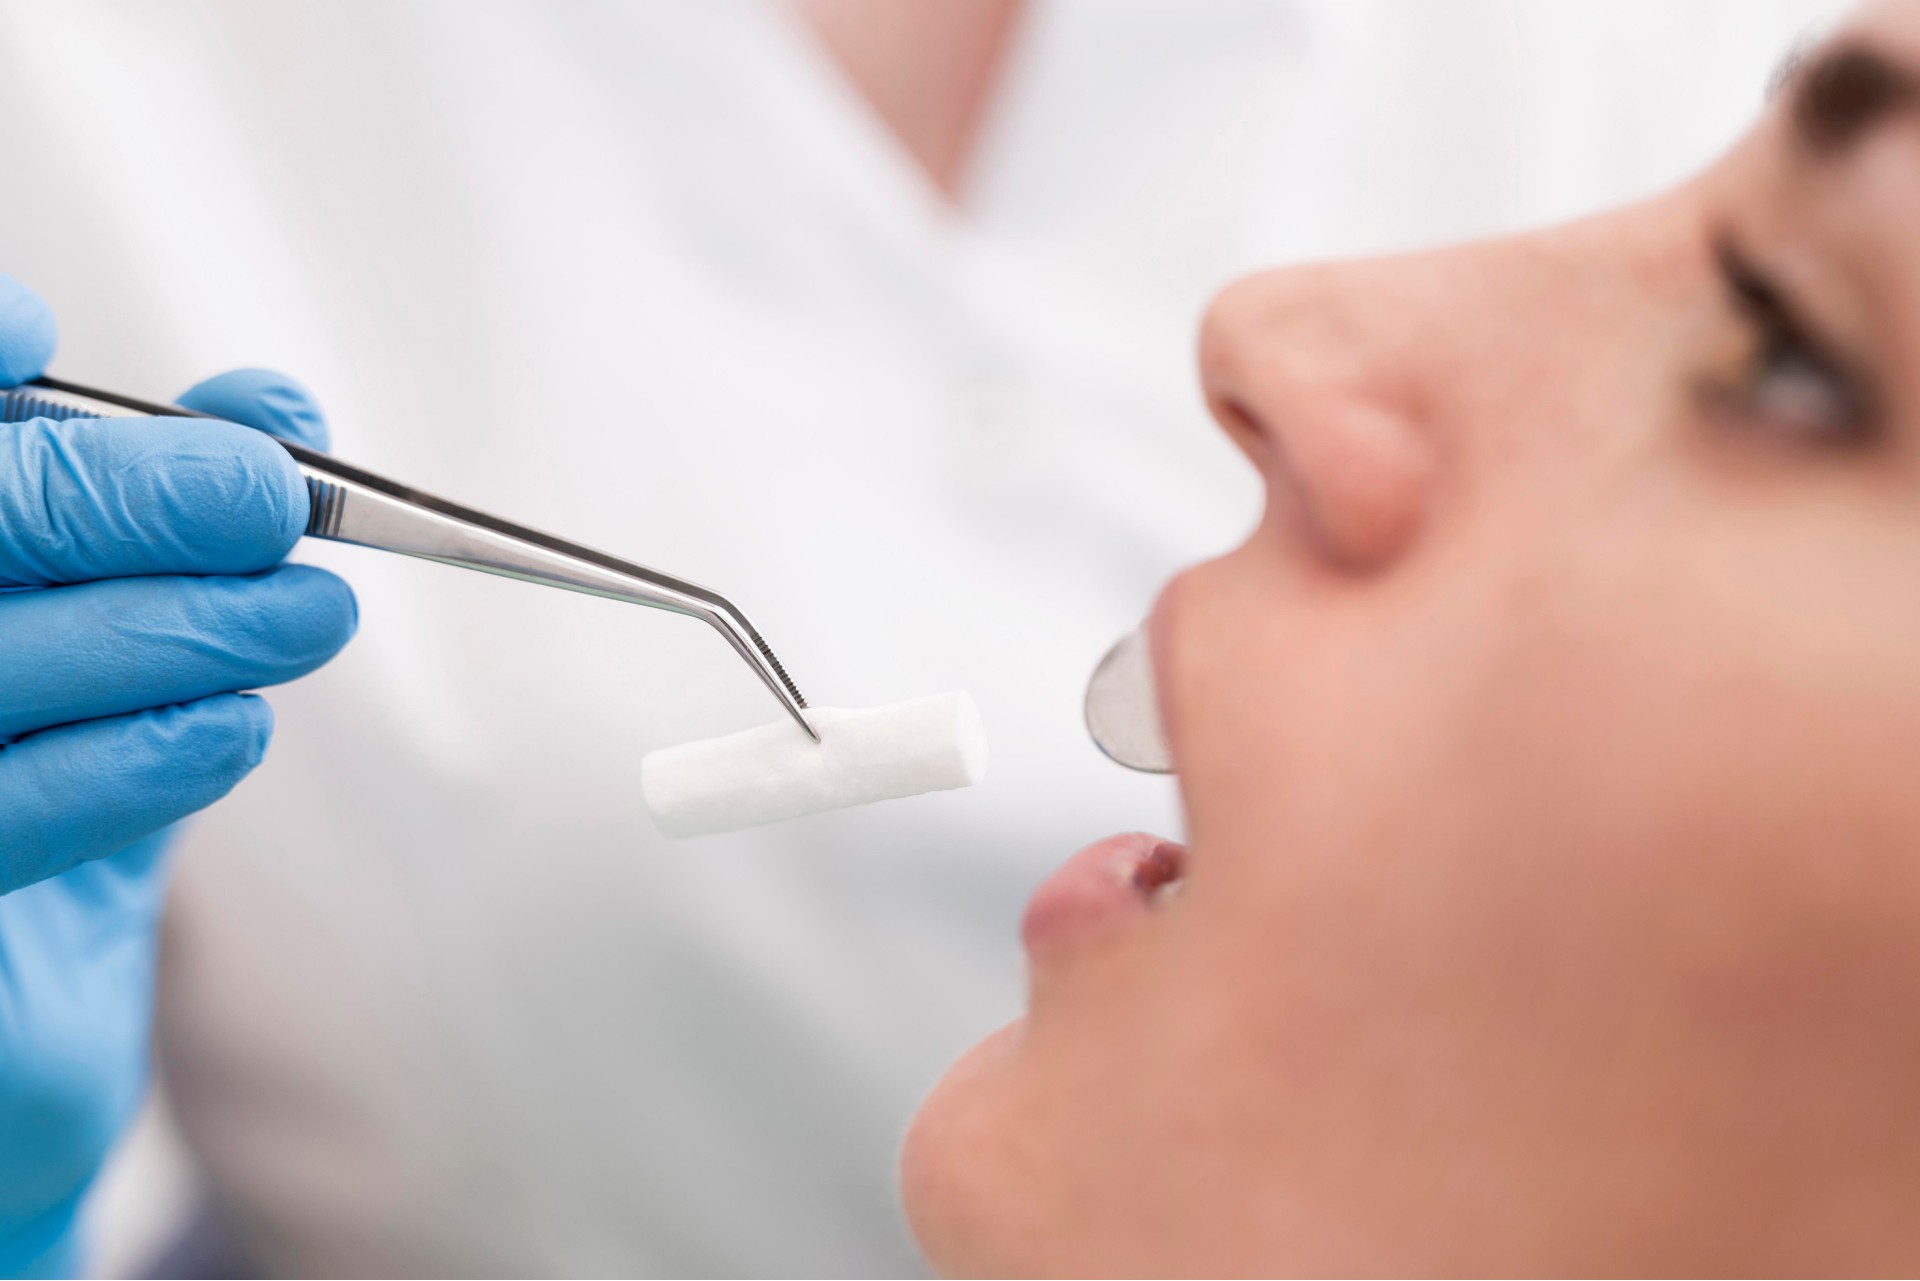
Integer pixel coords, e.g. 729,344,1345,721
1198,264,1437,571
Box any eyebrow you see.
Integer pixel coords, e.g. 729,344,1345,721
1782,39,1919,156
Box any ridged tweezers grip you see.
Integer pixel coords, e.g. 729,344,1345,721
746,626,807,709
0,392,96,423
305,475,346,538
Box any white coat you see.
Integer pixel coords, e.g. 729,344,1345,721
0,0,1846,1273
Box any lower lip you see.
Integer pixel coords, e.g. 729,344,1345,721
1021,831,1186,955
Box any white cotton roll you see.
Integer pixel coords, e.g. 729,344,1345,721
641,692,988,838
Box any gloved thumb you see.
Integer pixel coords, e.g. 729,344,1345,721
0,276,57,388
175,367,331,451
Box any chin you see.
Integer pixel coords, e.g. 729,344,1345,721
900,1021,1037,1277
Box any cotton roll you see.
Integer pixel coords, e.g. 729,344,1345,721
641,692,988,838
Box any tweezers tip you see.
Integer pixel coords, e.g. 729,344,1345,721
706,602,817,741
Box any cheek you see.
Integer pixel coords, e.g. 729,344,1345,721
1449,485,1920,881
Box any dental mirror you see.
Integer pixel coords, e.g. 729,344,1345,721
1084,625,1173,773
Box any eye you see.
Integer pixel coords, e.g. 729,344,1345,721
1740,321,1864,436
1707,237,1877,447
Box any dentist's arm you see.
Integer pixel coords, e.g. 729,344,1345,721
0,278,357,1278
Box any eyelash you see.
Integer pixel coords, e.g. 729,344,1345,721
1708,237,1878,447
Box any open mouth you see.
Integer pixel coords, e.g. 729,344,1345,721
1128,836,1188,902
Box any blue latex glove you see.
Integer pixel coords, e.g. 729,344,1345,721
0,277,357,1277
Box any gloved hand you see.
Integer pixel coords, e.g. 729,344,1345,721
0,276,357,1277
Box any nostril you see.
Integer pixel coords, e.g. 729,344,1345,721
1207,393,1274,467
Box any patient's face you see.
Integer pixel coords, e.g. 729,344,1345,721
904,6,1920,1274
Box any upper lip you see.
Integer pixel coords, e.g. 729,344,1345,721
1143,577,1185,773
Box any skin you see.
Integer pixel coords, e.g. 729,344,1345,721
902,4,1920,1274
788,0,1026,198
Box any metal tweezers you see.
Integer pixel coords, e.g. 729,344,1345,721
5,376,818,741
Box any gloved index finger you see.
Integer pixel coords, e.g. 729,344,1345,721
0,414,309,587
176,367,331,451
0,275,57,388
